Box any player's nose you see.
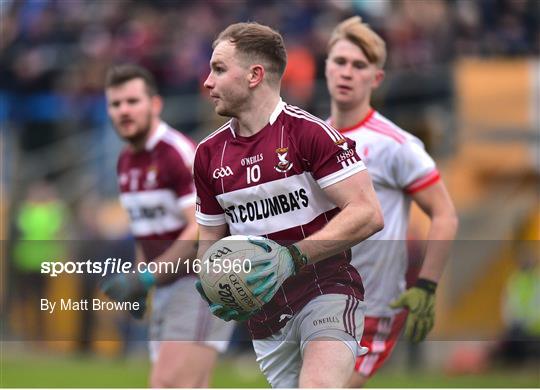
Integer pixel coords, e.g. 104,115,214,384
339,63,354,79
118,103,131,115
203,74,214,89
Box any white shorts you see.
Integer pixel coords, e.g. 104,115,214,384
148,276,235,362
252,294,366,388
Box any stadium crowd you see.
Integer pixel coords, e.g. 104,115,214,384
2,0,538,152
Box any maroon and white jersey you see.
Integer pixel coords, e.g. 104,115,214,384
330,110,440,317
194,99,367,339
117,122,196,259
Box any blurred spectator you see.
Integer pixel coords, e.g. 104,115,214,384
11,181,68,339
281,41,316,108
495,244,540,364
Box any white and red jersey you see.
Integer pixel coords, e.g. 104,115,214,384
331,109,440,317
194,99,367,339
117,121,196,260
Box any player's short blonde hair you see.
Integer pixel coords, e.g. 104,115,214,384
327,16,386,69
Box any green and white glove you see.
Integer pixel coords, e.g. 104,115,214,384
195,280,253,322
245,238,306,304
389,278,437,343
100,270,155,319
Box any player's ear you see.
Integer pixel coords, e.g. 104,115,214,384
152,95,163,115
372,68,385,89
248,64,265,88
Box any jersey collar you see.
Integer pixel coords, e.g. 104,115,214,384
269,98,285,125
145,121,167,151
230,98,285,138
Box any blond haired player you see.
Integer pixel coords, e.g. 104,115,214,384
325,17,459,387
194,22,384,387
102,64,234,387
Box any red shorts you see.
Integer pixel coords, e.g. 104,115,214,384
355,310,408,377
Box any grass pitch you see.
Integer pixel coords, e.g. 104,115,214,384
1,351,538,388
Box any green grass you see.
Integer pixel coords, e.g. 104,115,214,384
1,352,538,388
0,353,269,388
367,371,540,388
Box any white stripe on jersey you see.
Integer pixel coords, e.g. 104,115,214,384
219,141,228,194
162,129,195,168
195,211,226,226
120,189,187,236
285,104,344,141
317,160,366,189
196,120,233,152
283,106,343,143
215,172,335,236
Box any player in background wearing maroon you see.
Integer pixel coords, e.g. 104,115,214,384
194,22,383,388
325,17,459,387
102,64,234,387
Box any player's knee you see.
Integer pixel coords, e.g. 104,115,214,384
347,372,369,388
150,365,201,388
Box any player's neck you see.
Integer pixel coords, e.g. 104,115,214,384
235,93,280,137
331,101,372,131
129,118,160,152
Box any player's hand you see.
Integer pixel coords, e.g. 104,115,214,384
195,280,253,322
245,238,296,304
100,270,155,318
389,278,437,343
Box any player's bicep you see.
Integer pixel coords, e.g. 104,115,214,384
323,170,380,212
411,180,455,218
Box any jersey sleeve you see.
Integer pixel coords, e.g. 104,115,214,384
298,120,366,189
393,138,440,194
193,145,227,226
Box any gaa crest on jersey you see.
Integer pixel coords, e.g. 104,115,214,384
274,147,293,173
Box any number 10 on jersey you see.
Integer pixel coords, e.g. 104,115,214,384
247,164,261,184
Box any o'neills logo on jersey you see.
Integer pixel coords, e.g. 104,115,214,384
274,147,293,173
224,188,309,223
213,166,233,179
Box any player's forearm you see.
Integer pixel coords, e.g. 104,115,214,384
418,212,458,283
195,223,229,262
296,202,383,263
151,222,199,285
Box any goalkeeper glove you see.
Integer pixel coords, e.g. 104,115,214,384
245,238,307,304
100,270,155,319
195,280,253,322
389,278,437,343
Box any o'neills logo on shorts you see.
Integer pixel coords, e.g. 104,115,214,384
313,316,340,326
224,189,309,223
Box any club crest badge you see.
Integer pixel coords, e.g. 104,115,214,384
335,138,349,151
144,165,158,189
274,147,293,173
